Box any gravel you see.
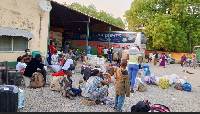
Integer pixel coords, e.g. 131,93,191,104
18,61,200,112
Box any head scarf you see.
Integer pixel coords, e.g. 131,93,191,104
128,47,141,55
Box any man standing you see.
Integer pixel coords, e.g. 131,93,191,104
87,44,91,55
148,51,153,63
108,48,113,63
64,42,69,54
154,51,158,65
118,47,124,65
22,49,33,65
168,52,171,65
103,47,108,60
97,45,104,58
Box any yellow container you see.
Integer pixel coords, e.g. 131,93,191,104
159,78,169,89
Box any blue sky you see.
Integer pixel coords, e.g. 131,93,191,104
54,0,133,21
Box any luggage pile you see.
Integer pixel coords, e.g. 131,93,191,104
135,65,192,92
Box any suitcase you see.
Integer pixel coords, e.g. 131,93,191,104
0,85,19,112
8,71,22,86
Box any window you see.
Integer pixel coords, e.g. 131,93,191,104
0,36,28,52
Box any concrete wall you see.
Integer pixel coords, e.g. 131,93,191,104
0,0,49,62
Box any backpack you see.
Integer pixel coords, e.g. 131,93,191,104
83,67,92,81
183,82,192,92
174,79,184,91
131,100,151,112
30,72,45,89
149,104,170,112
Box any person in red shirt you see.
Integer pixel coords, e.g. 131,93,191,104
97,45,104,58
48,41,55,65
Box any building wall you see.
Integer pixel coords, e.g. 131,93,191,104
0,0,49,62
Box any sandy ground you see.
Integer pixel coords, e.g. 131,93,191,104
17,60,200,112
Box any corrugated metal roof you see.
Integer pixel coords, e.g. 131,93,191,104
51,0,125,31
0,27,35,39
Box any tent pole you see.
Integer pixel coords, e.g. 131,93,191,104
86,17,90,56
108,25,111,48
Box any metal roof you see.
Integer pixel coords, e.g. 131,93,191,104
50,1,125,31
0,27,35,39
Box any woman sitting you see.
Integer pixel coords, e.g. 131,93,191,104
51,50,60,65
82,69,109,104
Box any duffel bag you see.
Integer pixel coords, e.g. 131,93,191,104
149,104,170,112
131,100,151,112
183,82,192,92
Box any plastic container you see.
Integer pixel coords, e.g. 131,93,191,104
142,65,150,70
183,82,192,92
32,51,41,58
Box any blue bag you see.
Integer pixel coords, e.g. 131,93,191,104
144,68,151,76
183,82,192,92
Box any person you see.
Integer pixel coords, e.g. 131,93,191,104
154,51,158,65
87,44,91,55
126,47,142,93
97,45,104,58
82,69,109,104
159,53,166,68
49,41,55,65
181,54,186,67
23,54,49,87
191,55,197,69
80,50,85,61
51,50,60,65
22,49,33,65
16,56,27,75
118,47,125,65
75,49,80,60
72,48,76,55
66,49,75,59
148,51,153,63
103,47,108,60
114,59,130,112
168,52,171,65
62,56,75,73
60,70,82,100
108,48,113,63
64,42,69,54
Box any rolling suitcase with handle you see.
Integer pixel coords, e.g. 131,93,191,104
0,85,19,112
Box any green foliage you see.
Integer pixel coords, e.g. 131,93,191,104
63,2,125,29
125,0,200,53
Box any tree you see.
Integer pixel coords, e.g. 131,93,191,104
125,0,200,53
64,2,126,29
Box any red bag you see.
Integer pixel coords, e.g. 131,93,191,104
52,71,65,76
149,104,170,112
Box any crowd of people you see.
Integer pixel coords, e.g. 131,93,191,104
6,40,198,112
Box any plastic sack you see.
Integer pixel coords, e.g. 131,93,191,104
159,78,169,89
50,65,62,73
18,88,24,109
133,77,141,91
143,76,153,84
144,68,151,76
150,73,156,83
170,74,180,84
163,75,173,86
137,69,145,79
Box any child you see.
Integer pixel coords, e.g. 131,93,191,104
60,70,82,100
191,55,197,69
114,59,130,112
16,56,27,75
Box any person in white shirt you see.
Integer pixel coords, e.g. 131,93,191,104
16,56,27,71
148,51,153,63
168,52,171,65
51,50,60,65
62,56,75,73
103,47,108,60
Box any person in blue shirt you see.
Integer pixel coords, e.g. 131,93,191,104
87,44,91,55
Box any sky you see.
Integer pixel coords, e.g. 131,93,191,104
54,0,133,21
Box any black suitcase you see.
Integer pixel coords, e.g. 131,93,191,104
0,85,19,112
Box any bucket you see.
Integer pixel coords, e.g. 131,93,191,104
32,51,41,58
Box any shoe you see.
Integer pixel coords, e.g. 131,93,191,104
69,95,74,100
45,82,50,85
130,90,134,93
